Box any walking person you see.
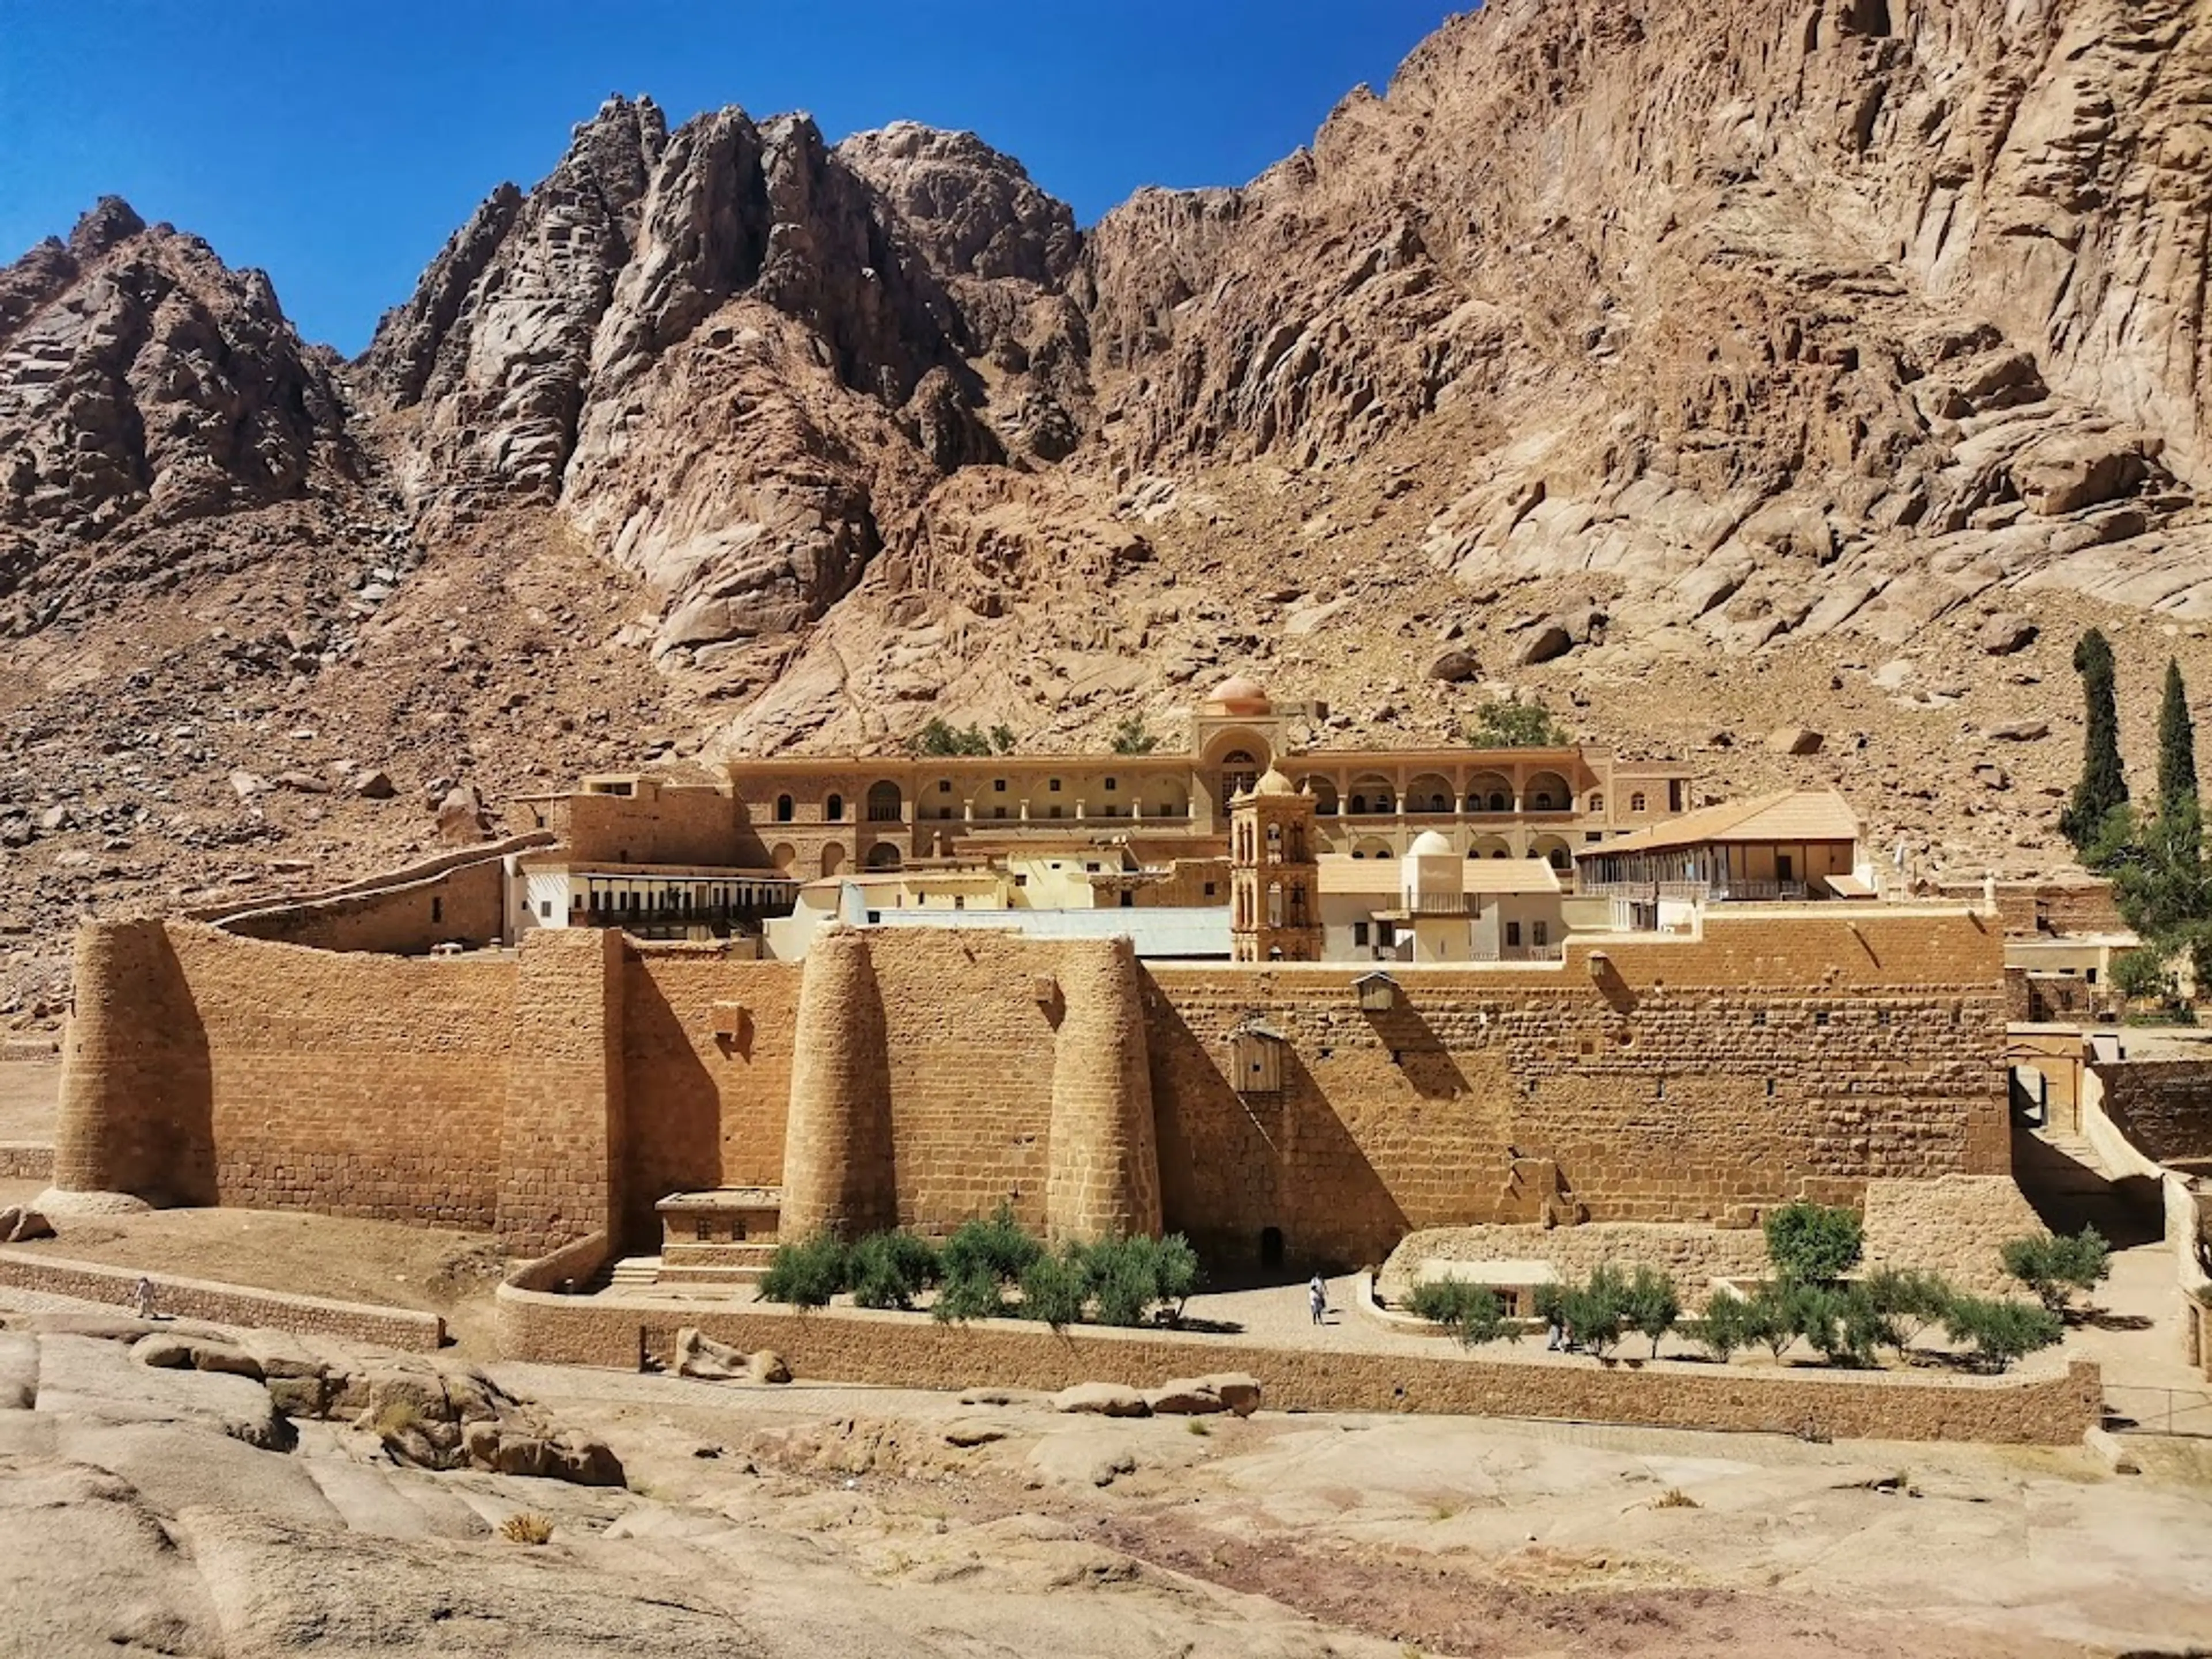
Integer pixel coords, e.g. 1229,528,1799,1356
133,1275,157,1321
1308,1272,1328,1326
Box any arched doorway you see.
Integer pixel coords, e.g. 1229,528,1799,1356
865,842,903,871
770,842,797,873
866,780,903,823
821,843,847,878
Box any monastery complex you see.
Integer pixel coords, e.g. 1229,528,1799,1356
42,676,2138,1306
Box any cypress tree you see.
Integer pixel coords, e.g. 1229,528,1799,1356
2061,628,2128,851
2157,657,2198,815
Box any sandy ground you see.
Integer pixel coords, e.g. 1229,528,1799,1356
0,1059,56,1141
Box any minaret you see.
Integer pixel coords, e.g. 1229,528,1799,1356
1229,768,1322,962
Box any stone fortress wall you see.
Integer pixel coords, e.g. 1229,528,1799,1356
49,906,2011,1271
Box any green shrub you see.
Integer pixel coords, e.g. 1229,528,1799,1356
1763,1202,1865,1285
1077,1236,1158,1327
1622,1266,1682,1359
1740,1281,1800,1361
757,1233,850,1309
1018,1249,1090,1328
1531,1281,1567,1330
1942,1295,2066,1373
941,1203,1044,1287
847,1230,941,1311
1153,1233,1202,1319
1692,1292,1752,1361
1859,1267,1956,1350
2000,1226,2112,1316
1406,1281,1508,1347
931,1267,1010,1324
1790,1283,1895,1368
1560,1264,1630,1359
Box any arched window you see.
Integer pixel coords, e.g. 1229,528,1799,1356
826,793,845,822
1588,792,1604,814
775,794,794,823
866,781,903,823
1630,791,1646,812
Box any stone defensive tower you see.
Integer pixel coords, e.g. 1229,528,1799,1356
1229,767,1321,961
1045,935,1162,1243
51,919,213,1207
779,926,897,1239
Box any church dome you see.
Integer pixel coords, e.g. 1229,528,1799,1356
1407,830,1455,857
1203,676,1272,714
1253,766,1297,796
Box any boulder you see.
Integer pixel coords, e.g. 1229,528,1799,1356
1988,719,2050,741
1975,765,2012,791
228,770,267,802
1513,624,1573,666
350,769,396,800
434,783,491,846
1196,1373,1263,1417
2013,433,2149,516
130,1334,262,1381
1142,1378,1228,1416
1427,647,1481,683
1766,725,1825,756
5,1208,55,1243
1978,612,2038,656
1050,1382,1152,1418
549,1430,626,1487
749,1350,791,1385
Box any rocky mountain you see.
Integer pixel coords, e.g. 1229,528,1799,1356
3,0,2211,1020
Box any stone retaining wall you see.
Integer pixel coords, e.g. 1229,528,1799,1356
0,1143,52,1181
493,1281,2098,1445
0,1248,444,1350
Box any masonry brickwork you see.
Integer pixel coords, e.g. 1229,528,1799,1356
2093,1058,2212,1168
50,908,2010,1276
490,1267,2097,1445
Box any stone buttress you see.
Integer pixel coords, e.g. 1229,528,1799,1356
1046,936,1162,1243
779,927,897,1238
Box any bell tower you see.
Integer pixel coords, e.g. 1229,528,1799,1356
1229,768,1321,962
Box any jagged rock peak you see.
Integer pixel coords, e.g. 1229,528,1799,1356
68,195,147,257
835,121,1080,286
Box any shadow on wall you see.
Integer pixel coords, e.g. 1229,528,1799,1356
1143,979,1407,1273
1359,1001,1473,1102
619,963,722,1248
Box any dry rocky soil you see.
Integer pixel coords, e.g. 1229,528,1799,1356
3,1288,2211,1659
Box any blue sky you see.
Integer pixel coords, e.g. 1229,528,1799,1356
0,2,1460,355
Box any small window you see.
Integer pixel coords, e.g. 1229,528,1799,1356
953,895,964,910
867,910,881,923
539,899,552,919
827,793,844,821
1751,1009,1767,1027
1353,922,1370,946
1532,921,1548,946
1630,792,1646,812
1203,881,1217,897
937,779,952,794
695,1218,710,1243
1104,777,1118,791
994,778,1007,793
1766,1078,1777,1098
1589,792,1604,813
1085,862,1100,873
1014,873,1028,887
1656,1078,1666,1100
1777,854,1795,881
1814,1009,1831,1027
1505,921,1521,946
1120,892,1134,909
431,896,443,924
1049,778,1062,792
775,794,794,823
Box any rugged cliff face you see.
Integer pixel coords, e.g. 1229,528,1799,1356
3,0,2211,1018
0,197,371,634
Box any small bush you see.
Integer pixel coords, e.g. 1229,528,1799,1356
1653,1487,1700,1509
941,1203,1044,1287
1186,1417,1212,1437
1560,1264,1630,1359
1942,1295,2065,1373
1790,1283,1895,1368
1740,1281,1800,1361
1691,1293,1752,1362
847,1230,940,1311
2000,1226,2112,1316
1406,1280,1508,1347
757,1233,850,1309
1153,1233,1202,1319
499,1511,555,1546
373,1399,425,1440
1859,1267,1957,1350
1763,1202,1865,1285
1017,1249,1090,1328
1622,1266,1682,1359
1531,1281,1567,1331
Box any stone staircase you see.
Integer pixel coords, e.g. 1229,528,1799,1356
654,1240,777,1289
2012,1124,2162,1246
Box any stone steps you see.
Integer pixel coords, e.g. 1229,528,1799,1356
652,1262,769,1288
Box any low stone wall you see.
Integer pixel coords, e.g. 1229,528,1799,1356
493,1284,2099,1445
0,1143,52,1182
0,1248,444,1351
1380,1222,1771,1307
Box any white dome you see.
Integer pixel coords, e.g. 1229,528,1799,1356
1407,830,1455,857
